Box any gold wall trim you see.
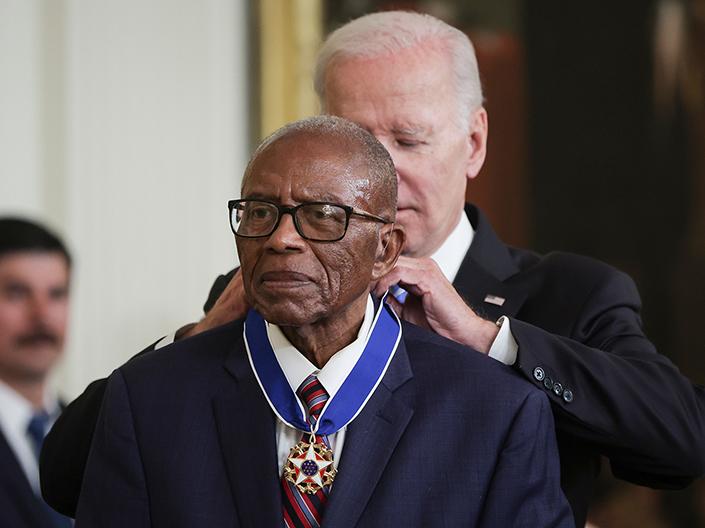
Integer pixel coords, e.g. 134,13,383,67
258,0,323,138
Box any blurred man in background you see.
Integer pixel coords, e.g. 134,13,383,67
0,218,72,527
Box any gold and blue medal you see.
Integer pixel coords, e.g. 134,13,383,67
283,433,336,494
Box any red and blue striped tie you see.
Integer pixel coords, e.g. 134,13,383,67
281,374,331,528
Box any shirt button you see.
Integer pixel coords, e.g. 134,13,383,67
563,389,574,403
543,377,554,391
552,382,564,396
533,366,545,382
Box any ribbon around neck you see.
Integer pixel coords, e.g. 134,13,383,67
244,295,402,436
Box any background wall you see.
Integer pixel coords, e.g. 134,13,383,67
0,0,251,398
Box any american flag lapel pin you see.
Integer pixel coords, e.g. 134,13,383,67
483,294,506,307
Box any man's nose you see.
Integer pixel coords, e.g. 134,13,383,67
265,212,305,251
29,295,52,324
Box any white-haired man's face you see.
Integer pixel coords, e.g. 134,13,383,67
323,44,487,258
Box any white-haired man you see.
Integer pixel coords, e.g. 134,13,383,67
41,11,705,527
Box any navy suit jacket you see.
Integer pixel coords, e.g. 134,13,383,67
75,319,573,528
1,417,68,528
449,206,705,524
0,431,54,528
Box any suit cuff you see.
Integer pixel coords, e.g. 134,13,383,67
488,316,518,366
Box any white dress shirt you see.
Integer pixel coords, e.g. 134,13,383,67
0,380,60,493
267,295,376,472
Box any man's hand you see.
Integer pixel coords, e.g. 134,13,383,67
179,270,249,340
373,256,499,354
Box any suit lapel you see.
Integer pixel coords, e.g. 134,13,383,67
0,430,48,526
323,339,414,528
453,205,527,321
212,331,281,528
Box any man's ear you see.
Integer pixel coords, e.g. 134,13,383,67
466,107,488,181
371,223,405,281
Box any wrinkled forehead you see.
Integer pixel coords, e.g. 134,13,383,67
324,44,454,96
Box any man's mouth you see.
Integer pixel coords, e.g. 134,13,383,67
16,332,59,348
259,271,312,288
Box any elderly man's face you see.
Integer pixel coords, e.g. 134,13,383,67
236,132,393,327
0,252,69,382
324,46,485,258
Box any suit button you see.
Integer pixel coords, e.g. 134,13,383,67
552,382,563,396
563,389,574,403
533,366,545,382
543,377,554,390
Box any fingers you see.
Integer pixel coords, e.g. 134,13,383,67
193,269,250,335
373,256,446,298
375,256,492,348
218,269,245,300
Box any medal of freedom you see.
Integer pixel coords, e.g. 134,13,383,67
283,435,337,494
245,295,402,495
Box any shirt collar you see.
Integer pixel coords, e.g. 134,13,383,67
266,295,375,399
0,379,60,436
429,210,474,282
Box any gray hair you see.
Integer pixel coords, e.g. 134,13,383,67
244,115,398,218
314,11,483,125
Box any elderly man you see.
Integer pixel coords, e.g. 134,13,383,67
0,218,72,527
74,117,573,527
42,10,705,527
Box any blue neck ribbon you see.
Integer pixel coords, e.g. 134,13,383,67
244,296,402,436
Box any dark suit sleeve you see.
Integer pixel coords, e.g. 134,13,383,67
74,369,151,527
41,270,237,516
511,268,705,486
40,339,162,517
40,378,108,517
476,390,574,527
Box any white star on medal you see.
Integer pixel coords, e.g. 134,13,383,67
289,442,333,489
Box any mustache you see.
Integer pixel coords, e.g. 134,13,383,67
15,329,60,348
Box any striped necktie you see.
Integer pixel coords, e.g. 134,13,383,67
281,374,331,528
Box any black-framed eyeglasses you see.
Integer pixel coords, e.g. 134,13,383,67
228,199,392,242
